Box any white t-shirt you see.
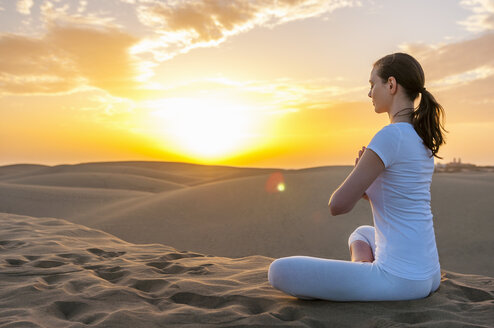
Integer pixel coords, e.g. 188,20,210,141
366,122,441,280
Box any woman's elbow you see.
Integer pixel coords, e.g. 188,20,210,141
329,203,347,216
328,197,350,216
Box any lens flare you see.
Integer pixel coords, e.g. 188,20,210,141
265,172,285,193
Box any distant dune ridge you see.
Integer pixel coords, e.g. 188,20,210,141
0,161,493,327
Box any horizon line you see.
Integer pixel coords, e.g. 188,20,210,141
1,159,493,171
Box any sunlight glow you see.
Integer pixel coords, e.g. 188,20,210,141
148,97,255,160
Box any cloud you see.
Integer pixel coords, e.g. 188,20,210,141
142,75,362,112
1,0,361,98
16,0,34,15
40,0,120,28
132,0,360,61
400,32,494,83
433,71,494,123
0,33,81,94
77,0,88,14
46,23,140,96
459,0,494,32
400,32,494,124
0,23,146,98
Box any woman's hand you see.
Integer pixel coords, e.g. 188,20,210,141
355,146,370,201
355,146,366,166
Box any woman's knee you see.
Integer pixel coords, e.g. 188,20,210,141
268,256,308,290
348,225,375,249
268,257,292,290
354,225,375,236
268,257,317,300
267,259,279,287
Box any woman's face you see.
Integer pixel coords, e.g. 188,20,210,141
368,68,391,114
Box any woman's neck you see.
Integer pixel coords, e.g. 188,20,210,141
389,103,414,124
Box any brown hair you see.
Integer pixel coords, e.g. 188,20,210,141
373,52,447,159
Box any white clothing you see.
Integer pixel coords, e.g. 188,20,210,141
268,225,441,301
267,122,442,301
365,122,440,280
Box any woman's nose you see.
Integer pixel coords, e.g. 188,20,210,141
368,90,371,98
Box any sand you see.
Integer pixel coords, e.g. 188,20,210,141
0,161,493,327
1,213,493,327
0,161,492,276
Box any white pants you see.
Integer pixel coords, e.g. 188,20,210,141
268,225,441,301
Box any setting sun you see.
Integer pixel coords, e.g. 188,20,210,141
147,97,256,160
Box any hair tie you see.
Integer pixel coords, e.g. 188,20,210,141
421,87,426,93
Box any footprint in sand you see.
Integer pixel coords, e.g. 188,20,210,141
49,300,90,322
4,258,28,266
451,281,493,302
84,264,129,284
170,292,276,316
146,261,213,275
86,248,126,258
129,278,170,293
57,253,92,265
24,255,42,261
32,260,66,268
0,240,27,250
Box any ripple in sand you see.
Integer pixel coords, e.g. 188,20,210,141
1,213,492,328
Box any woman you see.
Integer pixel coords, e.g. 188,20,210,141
268,52,447,301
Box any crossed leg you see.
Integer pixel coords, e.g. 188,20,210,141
350,240,375,263
268,225,441,301
348,225,376,263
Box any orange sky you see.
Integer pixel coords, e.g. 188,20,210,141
1,0,493,168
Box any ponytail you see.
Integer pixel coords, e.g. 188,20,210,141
411,89,448,159
374,52,448,159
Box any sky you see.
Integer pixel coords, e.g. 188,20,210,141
1,0,493,169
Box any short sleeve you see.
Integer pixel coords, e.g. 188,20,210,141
366,124,402,168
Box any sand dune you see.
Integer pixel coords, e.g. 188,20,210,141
4,172,187,193
0,181,151,220
0,163,201,185
0,161,493,327
1,213,492,327
0,164,49,179
72,167,368,260
0,161,307,186
0,161,492,279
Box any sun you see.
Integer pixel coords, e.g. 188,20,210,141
147,96,256,160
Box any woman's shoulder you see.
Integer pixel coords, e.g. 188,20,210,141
374,123,403,137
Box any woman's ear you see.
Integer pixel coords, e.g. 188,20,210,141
388,76,397,94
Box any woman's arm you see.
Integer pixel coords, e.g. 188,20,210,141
328,147,384,216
